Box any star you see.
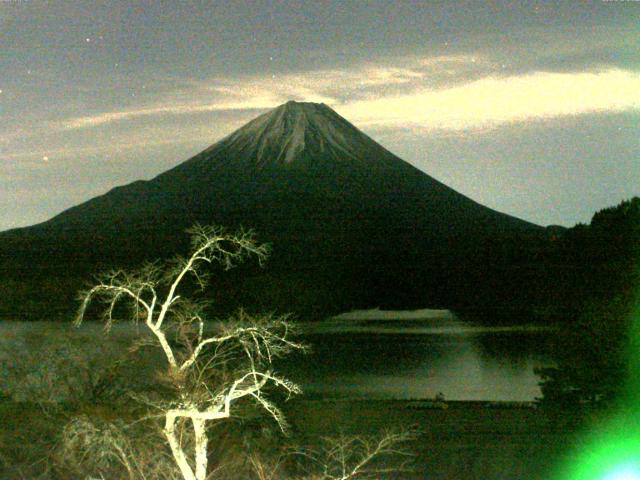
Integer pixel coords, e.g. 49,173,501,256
86,38,91,42
42,156,49,162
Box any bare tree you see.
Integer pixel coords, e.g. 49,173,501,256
76,225,305,480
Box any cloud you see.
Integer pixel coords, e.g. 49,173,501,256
45,61,640,135
338,68,640,131
57,55,480,131
60,99,277,130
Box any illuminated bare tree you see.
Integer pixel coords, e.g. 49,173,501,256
76,225,305,480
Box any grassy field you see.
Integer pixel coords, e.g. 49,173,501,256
284,399,597,480
0,398,600,480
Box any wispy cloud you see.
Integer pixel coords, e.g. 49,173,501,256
339,68,640,131
54,57,640,136
56,55,481,131
59,99,277,130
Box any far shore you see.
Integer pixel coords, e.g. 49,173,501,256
330,307,455,321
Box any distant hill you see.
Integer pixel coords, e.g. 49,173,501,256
0,101,547,320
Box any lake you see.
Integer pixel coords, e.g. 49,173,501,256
277,309,556,402
0,310,556,402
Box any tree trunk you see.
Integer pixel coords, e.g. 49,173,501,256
165,412,197,480
193,417,209,480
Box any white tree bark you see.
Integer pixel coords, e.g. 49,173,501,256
165,412,197,480
192,417,208,480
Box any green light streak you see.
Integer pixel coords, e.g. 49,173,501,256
602,462,640,480
557,280,640,480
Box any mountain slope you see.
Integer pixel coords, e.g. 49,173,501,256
0,101,545,319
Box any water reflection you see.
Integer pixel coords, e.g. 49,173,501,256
277,316,555,401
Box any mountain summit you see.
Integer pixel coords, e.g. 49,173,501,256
163,100,414,175
0,101,544,319
205,101,374,167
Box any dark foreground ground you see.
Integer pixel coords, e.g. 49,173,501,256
1,398,598,480
285,399,597,480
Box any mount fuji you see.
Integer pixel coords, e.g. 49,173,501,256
0,101,546,319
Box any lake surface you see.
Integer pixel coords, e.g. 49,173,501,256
277,310,556,401
1,311,556,402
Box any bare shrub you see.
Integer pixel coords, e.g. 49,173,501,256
0,322,131,403
247,428,419,480
54,415,182,480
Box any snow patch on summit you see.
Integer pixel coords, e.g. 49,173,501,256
216,101,379,167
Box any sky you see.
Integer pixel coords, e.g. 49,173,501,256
1,0,639,231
